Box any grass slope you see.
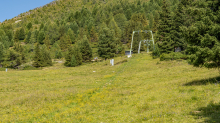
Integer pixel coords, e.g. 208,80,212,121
0,53,220,122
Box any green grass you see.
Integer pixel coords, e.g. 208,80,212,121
0,53,220,122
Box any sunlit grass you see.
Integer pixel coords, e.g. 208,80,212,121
0,53,220,122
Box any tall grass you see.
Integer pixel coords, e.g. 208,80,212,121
0,53,219,122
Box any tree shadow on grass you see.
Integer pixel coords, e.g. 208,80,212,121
191,102,220,123
183,76,220,86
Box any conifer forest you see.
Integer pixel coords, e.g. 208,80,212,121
0,0,219,69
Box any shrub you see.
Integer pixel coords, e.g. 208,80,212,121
160,52,188,61
23,65,42,70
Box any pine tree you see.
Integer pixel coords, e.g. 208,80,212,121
47,23,60,45
152,11,160,33
0,29,5,37
65,45,82,67
30,31,36,44
25,31,31,44
41,45,52,67
83,25,90,40
39,23,44,30
73,44,82,65
0,35,10,49
44,35,50,49
66,35,72,46
172,2,187,50
70,21,79,35
6,49,23,68
65,46,73,67
114,13,127,30
108,18,122,45
148,13,154,29
14,29,20,42
38,30,45,44
26,22,32,30
156,0,174,54
34,30,39,42
67,28,75,44
0,42,5,63
90,26,98,42
80,35,93,62
98,27,116,59
13,42,26,63
19,28,25,40
59,25,66,38
5,29,13,46
181,0,220,68
59,35,69,50
70,55,77,67
51,43,63,59
55,50,63,59
33,43,42,68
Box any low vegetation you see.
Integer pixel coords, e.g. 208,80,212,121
0,53,219,122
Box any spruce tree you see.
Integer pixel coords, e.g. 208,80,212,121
6,49,23,68
114,13,127,30
181,0,220,68
59,35,69,50
39,23,44,30
156,0,174,54
0,42,5,63
19,28,25,40
34,30,39,42
30,31,36,44
73,44,82,65
90,26,98,42
14,29,20,42
26,22,32,30
98,27,116,59
70,55,77,67
33,43,42,68
66,35,72,47
25,31,31,44
0,35,10,49
172,2,187,50
47,23,60,45
59,25,66,38
65,46,73,67
41,45,52,67
67,28,75,44
5,29,13,46
152,11,160,33
70,21,79,35
38,30,45,44
13,42,26,63
44,35,50,49
80,35,93,62
108,18,122,45
65,45,82,67
51,43,63,59
149,13,154,29
0,29,5,37
55,50,63,59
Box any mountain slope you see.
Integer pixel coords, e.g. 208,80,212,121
0,53,219,122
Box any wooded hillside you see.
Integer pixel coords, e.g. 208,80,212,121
0,0,220,69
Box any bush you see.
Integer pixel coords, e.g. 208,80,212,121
23,65,42,70
152,44,160,59
160,52,188,61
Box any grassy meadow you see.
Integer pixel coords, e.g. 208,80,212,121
0,53,220,122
